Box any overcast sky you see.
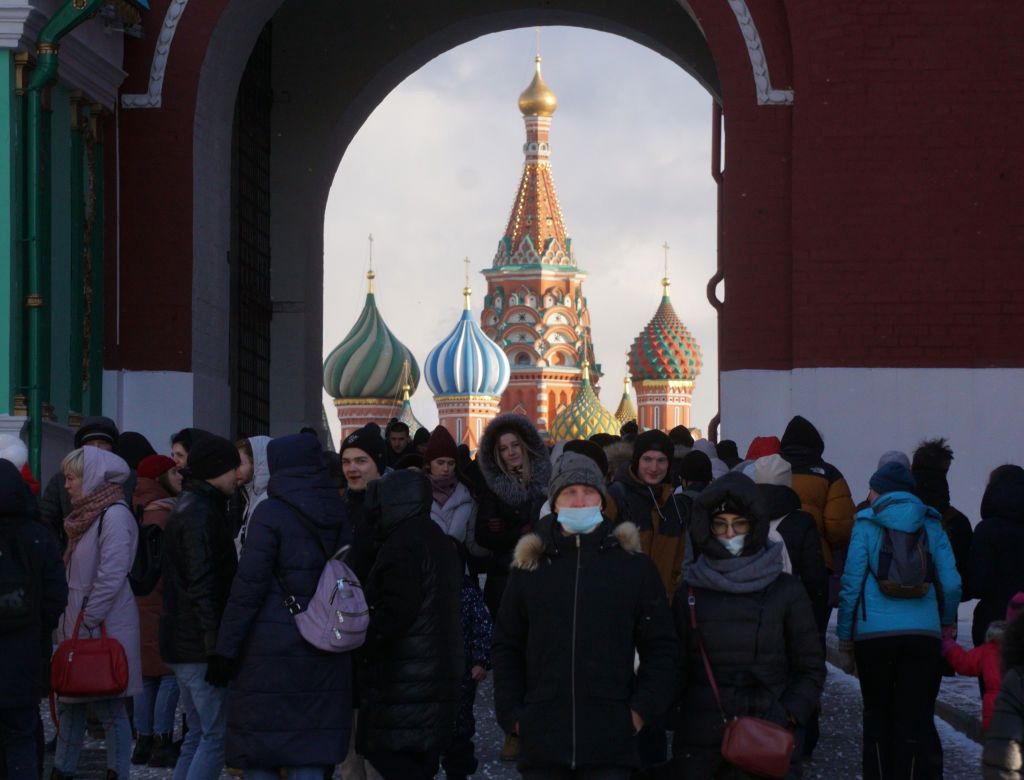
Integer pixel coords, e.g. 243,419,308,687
322,25,718,443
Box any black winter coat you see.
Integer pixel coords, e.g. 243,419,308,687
761,484,829,636
969,467,1024,647
492,516,677,771
356,470,463,755
0,462,67,706
216,434,353,769
984,614,1024,779
160,478,238,663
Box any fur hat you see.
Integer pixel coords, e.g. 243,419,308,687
187,435,242,480
870,461,916,496
340,423,387,476
423,426,458,465
74,416,119,448
549,451,608,507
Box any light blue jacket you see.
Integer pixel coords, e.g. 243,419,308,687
837,491,961,641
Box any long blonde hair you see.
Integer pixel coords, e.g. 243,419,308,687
494,430,532,485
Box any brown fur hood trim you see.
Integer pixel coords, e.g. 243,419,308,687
512,520,642,571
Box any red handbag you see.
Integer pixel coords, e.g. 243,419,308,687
51,608,129,699
688,587,795,779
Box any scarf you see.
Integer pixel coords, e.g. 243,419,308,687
430,474,459,508
684,539,785,594
63,482,125,563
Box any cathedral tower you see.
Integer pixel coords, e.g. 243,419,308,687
480,57,601,436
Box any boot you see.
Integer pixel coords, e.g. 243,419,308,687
148,732,178,768
131,734,153,765
499,733,519,762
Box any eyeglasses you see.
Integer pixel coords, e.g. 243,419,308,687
711,517,751,536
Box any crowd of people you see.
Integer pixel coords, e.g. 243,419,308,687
1,412,1024,779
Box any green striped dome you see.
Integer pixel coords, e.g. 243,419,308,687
323,289,420,400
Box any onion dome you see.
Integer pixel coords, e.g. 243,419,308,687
518,56,558,117
323,270,420,399
396,383,424,435
549,360,620,442
628,277,702,382
425,285,511,397
614,374,637,426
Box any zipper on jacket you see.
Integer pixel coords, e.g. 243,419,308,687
570,533,581,770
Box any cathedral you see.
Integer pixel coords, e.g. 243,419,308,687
323,58,701,449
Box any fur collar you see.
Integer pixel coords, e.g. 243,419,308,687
512,520,641,571
477,413,551,506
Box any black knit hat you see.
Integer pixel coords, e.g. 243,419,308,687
678,450,713,484
74,416,119,448
187,434,241,480
340,424,387,476
564,439,610,479
630,429,674,473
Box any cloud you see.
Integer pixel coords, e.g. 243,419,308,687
323,26,718,442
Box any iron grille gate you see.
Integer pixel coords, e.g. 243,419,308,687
230,24,273,437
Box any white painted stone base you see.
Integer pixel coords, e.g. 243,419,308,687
103,370,195,456
721,368,1024,522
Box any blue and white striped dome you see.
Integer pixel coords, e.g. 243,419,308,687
425,299,511,398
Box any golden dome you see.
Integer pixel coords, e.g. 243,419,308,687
518,56,558,117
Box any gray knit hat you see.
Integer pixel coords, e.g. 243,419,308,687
549,451,608,506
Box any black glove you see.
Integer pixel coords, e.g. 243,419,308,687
204,654,237,688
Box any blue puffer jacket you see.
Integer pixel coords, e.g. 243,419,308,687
837,491,960,641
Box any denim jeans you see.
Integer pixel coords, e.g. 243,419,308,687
53,698,132,778
246,767,326,780
0,705,39,779
134,674,181,736
169,662,227,780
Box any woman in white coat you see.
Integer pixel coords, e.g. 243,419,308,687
53,447,142,780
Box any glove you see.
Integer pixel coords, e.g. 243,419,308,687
204,654,238,688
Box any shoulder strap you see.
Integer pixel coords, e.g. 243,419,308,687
272,495,342,560
687,586,727,722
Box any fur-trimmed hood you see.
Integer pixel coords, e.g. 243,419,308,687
478,413,551,507
512,518,642,571
1004,614,1024,671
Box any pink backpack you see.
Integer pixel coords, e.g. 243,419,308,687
274,498,368,653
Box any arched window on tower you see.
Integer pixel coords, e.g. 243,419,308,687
525,293,538,308
515,352,531,366
508,293,518,306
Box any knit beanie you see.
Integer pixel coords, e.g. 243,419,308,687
564,439,609,479
549,452,608,507
137,454,177,480
423,425,458,465
754,453,792,487
74,416,119,448
877,450,911,470
745,436,781,460
869,461,916,496
1007,592,1024,622
630,429,673,472
678,450,712,484
340,423,387,476
187,434,241,480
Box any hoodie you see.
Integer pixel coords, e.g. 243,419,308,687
837,491,961,641
236,435,271,554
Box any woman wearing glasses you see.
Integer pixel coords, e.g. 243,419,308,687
671,472,825,779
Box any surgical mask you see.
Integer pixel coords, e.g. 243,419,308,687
718,533,747,556
557,505,604,535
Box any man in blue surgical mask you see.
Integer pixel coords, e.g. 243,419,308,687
491,451,677,779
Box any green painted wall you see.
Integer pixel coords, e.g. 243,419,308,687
0,54,13,414
48,84,71,424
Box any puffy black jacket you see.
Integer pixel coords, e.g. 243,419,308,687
760,483,829,635
0,461,67,707
984,614,1024,779
217,434,353,769
492,516,677,771
356,469,463,755
160,478,238,663
969,467,1024,647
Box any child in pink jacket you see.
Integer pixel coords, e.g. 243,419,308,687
943,592,1024,730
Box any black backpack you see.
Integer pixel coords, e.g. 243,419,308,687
97,504,164,596
873,526,935,599
0,523,38,632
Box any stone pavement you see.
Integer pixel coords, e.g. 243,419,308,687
42,664,982,779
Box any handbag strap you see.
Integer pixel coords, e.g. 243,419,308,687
687,586,728,723
271,496,345,615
